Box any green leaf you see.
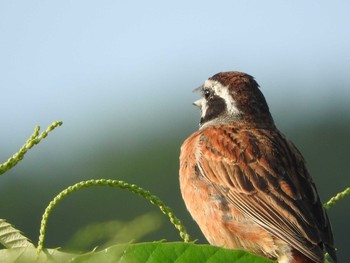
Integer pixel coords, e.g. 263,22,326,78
0,242,275,263
0,219,34,248
73,242,275,263
0,247,75,263
65,213,163,251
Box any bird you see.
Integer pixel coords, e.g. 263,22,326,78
179,71,337,263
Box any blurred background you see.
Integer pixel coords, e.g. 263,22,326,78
0,0,349,261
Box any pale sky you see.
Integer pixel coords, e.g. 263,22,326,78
1,1,349,150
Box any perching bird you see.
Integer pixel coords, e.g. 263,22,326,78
179,71,337,263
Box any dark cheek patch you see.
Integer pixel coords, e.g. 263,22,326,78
200,96,226,125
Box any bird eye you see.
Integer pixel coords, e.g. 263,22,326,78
203,89,212,99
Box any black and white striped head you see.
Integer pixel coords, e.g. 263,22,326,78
194,71,274,129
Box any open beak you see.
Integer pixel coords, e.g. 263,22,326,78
192,85,204,93
193,98,203,108
192,85,204,108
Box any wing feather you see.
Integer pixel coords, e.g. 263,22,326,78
196,126,335,262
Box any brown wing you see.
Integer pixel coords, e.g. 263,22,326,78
196,126,336,263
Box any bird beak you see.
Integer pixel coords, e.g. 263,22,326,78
192,85,204,93
193,98,203,108
192,85,204,108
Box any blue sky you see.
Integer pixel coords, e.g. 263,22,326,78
1,1,349,151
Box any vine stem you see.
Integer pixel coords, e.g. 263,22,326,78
37,179,190,253
0,121,62,175
323,187,350,210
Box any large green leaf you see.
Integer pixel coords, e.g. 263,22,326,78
0,247,74,263
0,242,275,263
77,242,275,263
0,219,34,248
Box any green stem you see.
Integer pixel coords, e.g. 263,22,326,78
0,121,62,175
37,179,190,253
324,187,350,210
